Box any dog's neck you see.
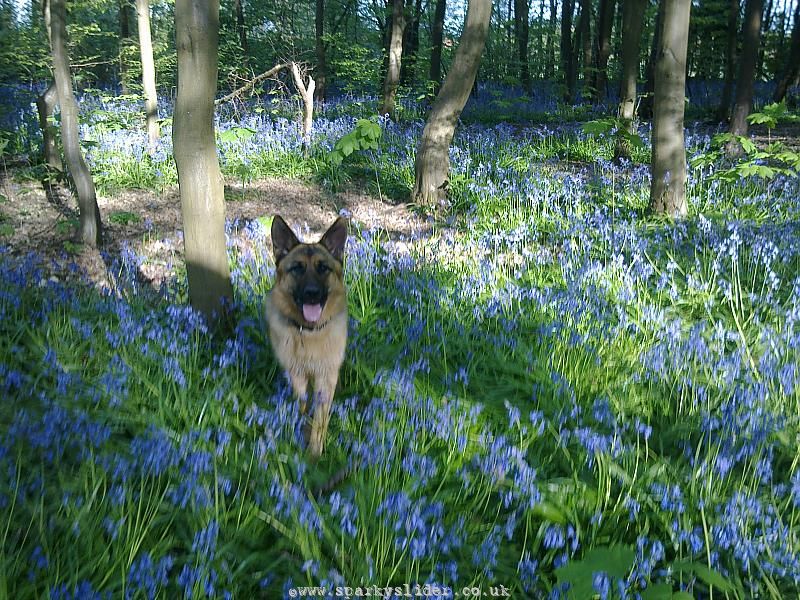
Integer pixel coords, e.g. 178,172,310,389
286,315,332,333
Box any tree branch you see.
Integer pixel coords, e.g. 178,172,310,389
215,63,289,104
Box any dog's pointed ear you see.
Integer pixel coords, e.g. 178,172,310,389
320,217,348,262
271,216,300,264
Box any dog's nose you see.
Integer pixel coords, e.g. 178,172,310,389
303,283,323,303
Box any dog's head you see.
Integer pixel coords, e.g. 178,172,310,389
270,215,348,325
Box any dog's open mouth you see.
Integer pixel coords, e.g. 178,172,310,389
302,303,323,323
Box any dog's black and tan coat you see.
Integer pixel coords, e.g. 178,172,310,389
264,215,348,457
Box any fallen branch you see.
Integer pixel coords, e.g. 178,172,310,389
215,63,289,105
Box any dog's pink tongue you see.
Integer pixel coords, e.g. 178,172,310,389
302,303,323,323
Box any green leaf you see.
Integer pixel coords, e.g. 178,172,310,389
641,583,675,600
671,593,695,600
672,561,734,592
556,546,636,600
583,119,615,136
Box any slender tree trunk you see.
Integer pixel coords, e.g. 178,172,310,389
413,0,491,207
650,0,691,217
290,62,316,142
429,0,447,88
315,0,326,99
640,0,664,118
401,0,422,85
577,0,592,98
560,0,575,102
615,0,646,159
757,0,774,77
546,0,556,78
379,0,405,118
592,0,616,102
136,0,159,150
514,0,530,89
46,0,103,246
119,0,131,94
173,0,234,323
727,0,764,155
234,0,249,65
36,82,61,171
774,0,800,102
717,0,739,121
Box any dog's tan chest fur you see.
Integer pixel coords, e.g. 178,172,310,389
263,293,347,380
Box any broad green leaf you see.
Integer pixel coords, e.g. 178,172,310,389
556,546,636,600
583,119,615,136
641,583,675,600
672,561,734,592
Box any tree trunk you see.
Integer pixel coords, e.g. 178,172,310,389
119,0,131,94
560,0,575,102
577,0,592,98
774,0,800,102
46,0,103,246
136,0,159,150
291,62,316,142
173,0,234,323
514,0,530,89
401,0,422,85
413,0,491,207
379,0,405,118
315,0,326,99
546,0,556,78
234,0,248,61
727,0,763,155
716,0,739,121
592,0,616,102
429,0,447,88
649,0,691,217
640,0,664,118
36,82,61,171
615,0,646,159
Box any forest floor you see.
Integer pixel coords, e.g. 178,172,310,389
0,174,431,289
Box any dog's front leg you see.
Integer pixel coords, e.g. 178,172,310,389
307,372,338,458
288,370,309,413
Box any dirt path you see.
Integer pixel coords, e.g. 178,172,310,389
0,175,431,288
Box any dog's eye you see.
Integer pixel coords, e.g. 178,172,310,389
316,263,331,275
288,263,306,275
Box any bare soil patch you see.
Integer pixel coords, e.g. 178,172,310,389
0,173,431,289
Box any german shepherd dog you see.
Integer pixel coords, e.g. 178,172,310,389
264,216,348,457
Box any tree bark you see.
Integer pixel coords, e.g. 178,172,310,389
379,0,405,118
649,0,691,217
234,0,249,63
546,0,556,78
413,0,491,207
560,0,575,102
773,0,800,102
514,0,530,89
429,0,447,88
716,0,739,121
401,0,422,85
315,0,326,99
173,0,234,323
615,0,646,159
290,62,316,142
46,0,103,246
640,0,664,118
119,0,132,94
727,0,763,155
592,0,616,102
136,0,159,150
577,0,592,98
36,82,61,171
